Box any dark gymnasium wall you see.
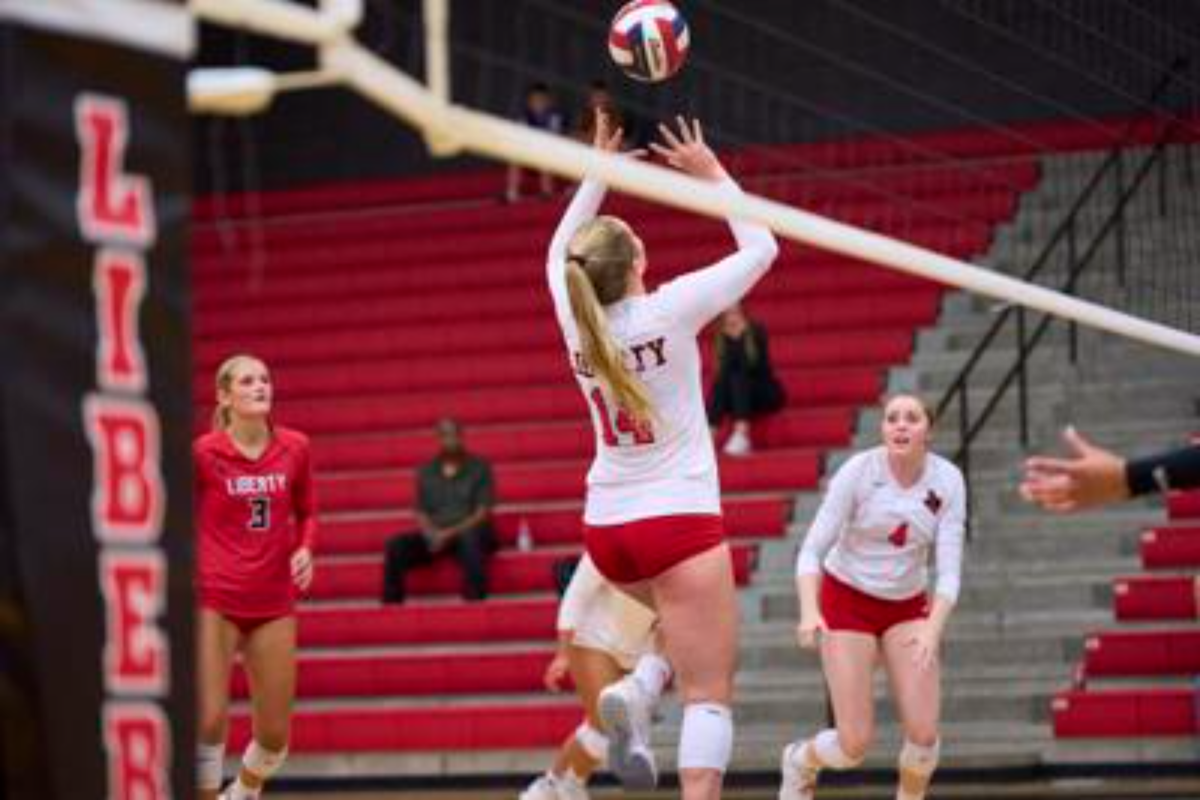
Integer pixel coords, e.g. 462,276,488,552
194,0,1200,194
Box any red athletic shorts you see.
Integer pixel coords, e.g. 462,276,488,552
584,513,725,584
820,572,928,637
199,596,291,637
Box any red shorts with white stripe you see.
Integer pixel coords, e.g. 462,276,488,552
584,513,725,584
820,572,928,637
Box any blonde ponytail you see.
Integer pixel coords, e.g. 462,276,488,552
564,217,654,424
566,263,654,423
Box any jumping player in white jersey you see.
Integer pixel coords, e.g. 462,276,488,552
546,111,778,800
779,395,966,800
521,555,673,800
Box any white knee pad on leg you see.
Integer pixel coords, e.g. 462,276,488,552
812,729,864,769
196,743,224,791
898,738,940,777
574,722,609,763
678,702,733,773
243,740,288,780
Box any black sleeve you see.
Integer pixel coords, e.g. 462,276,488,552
1125,444,1200,496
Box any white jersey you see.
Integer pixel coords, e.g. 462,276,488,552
546,177,778,524
795,447,967,603
558,555,657,669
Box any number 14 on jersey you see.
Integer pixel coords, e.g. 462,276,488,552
589,388,655,446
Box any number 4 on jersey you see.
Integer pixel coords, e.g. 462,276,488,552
589,388,655,446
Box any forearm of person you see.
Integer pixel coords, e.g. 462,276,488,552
926,595,955,639
796,573,821,620
443,506,490,538
660,181,779,331
1126,445,1200,496
414,510,438,537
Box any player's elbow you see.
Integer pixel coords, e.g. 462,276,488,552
755,236,779,268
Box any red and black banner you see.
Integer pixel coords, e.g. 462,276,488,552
0,3,193,798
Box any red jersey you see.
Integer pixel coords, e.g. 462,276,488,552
194,425,318,617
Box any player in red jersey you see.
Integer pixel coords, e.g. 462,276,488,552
193,354,317,800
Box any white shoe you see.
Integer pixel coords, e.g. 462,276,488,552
723,429,752,457
519,774,559,800
778,741,819,800
554,771,591,800
598,675,658,790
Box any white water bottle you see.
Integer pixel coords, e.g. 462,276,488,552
516,516,534,553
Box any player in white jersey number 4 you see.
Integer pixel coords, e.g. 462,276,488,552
781,395,966,800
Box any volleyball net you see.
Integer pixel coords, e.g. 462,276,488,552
190,0,1200,357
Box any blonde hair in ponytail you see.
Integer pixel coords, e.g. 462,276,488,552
564,217,654,424
212,354,266,431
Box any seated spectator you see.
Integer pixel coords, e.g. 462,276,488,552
382,418,496,603
506,82,567,202
708,303,786,457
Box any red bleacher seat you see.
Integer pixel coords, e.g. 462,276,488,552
1113,575,1199,621
1082,628,1200,677
1140,526,1200,570
1168,489,1200,520
1053,689,1197,738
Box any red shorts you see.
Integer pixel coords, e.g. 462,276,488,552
199,595,291,637
820,572,927,637
584,514,725,583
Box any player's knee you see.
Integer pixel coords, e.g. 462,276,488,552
812,728,866,769
243,739,288,780
574,722,609,763
833,724,873,763
197,706,228,743
679,672,735,707
678,702,733,772
904,725,939,751
898,737,940,777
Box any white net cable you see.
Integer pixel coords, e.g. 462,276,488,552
189,0,1200,357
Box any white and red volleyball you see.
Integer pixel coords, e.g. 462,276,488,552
608,0,690,83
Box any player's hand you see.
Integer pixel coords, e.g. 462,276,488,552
291,546,314,592
543,651,571,692
903,621,941,671
796,612,827,650
592,109,625,153
650,116,727,181
431,527,459,553
1020,427,1129,513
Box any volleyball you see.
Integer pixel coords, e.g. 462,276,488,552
608,0,690,83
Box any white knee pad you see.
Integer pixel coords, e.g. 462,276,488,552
898,738,940,777
196,743,224,791
678,702,733,773
243,740,288,780
812,729,865,769
574,722,609,763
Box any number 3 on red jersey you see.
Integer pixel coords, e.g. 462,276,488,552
589,388,655,446
247,497,271,531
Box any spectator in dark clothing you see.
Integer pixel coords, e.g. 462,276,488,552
382,419,496,603
707,303,786,457
506,82,567,202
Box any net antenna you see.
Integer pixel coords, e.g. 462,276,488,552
189,0,1200,357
